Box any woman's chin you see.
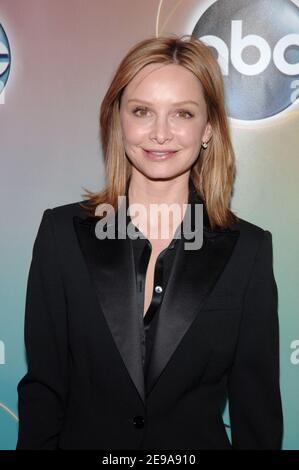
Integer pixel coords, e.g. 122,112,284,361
139,168,182,181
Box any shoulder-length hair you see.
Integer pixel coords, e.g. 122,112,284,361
80,34,239,230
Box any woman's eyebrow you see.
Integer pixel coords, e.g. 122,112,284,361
127,99,200,107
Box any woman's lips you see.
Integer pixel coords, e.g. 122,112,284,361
143,149,178,161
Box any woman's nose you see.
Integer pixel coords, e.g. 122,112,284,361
149,116,173,143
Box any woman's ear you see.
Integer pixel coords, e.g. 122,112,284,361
203,122,212,143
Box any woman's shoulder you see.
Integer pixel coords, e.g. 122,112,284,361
231,216,268,234
229,216,273,255
40,200,93,238
46,200,91,221
230,217,269,237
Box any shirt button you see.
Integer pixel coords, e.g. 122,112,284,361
155,285,163,294
133,415,145,428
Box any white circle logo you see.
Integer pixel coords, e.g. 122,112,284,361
193,0,299,120
0,23,11,97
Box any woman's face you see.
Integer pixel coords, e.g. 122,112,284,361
119,63,212,181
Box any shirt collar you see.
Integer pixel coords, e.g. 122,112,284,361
120,177,210,246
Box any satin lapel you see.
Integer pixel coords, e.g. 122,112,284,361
73,213,146,405
145,227,240,397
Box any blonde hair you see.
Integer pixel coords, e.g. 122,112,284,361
80,34,239,229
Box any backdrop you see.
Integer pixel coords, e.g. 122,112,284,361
0,0,298,450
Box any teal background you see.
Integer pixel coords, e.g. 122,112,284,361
0,0,298,450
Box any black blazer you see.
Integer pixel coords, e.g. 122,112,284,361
16,197,283,450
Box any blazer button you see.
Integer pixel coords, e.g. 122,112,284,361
133,415,145,428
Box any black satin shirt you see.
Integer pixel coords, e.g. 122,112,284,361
131,229,179,379
126,179,201,380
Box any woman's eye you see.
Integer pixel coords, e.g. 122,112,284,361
132,107,149,117
176,110,193,119
131,107,193,119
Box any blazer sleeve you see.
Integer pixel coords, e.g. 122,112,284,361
227,230,283,449
16,209,69,449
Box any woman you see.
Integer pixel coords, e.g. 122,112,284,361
16,35,283,450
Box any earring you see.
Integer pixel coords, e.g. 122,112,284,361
202,141,208,149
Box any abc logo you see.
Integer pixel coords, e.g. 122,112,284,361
0,23,11,98
192,0,299,120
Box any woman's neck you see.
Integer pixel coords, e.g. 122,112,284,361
127,172,190,239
